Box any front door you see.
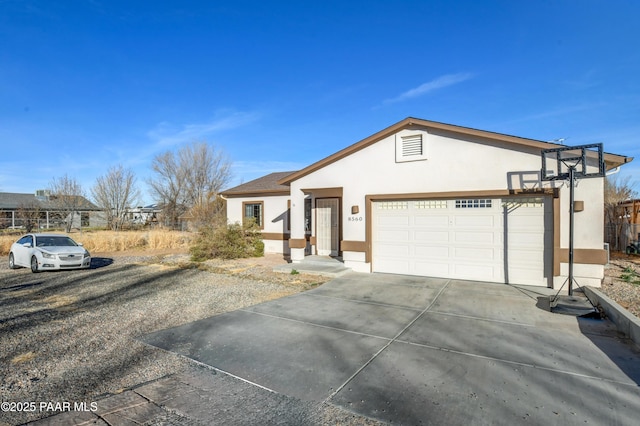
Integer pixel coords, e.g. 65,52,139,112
316,198,339,256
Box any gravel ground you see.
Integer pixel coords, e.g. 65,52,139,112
0,252,384,425
600,253,640,318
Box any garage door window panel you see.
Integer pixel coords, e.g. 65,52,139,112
415,200,446,209
455,199,493,208
377,201,409,210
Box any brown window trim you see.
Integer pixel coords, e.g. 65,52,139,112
242,201,264,230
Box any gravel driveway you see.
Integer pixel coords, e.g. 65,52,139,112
0,253,378,425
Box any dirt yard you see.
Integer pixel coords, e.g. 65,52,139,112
601,252,640,318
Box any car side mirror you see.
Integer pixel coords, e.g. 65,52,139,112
22,242,32,248
77,242,83,246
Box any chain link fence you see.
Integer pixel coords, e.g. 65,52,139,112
0,217,66,231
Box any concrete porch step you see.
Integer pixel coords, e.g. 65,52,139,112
273,255,351,277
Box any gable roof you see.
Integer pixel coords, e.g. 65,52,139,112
221,171,297,197
0,192,40,209
0,192,100,210
279,117,633,185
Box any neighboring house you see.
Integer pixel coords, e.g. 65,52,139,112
604,198,640,250
125,204,161,225
0,191,105,229
222,117,633,288
619,199,640,225
222,171,295,255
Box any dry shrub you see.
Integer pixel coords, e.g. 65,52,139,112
0,235,16,256
190,221,264,261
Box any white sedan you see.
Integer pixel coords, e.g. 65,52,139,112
8,233,91,273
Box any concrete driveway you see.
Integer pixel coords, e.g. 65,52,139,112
142,273,640,425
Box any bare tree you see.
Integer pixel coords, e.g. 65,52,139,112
48,174,86,233
604,174,638,250
92,165,140,230
187,194,227,230
17,201,42,232
147,142,231,228
147,150,188,228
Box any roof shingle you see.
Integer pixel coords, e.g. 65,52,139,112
221,171,296,197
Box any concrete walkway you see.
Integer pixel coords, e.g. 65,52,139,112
29,273,640,425
273,255,351,277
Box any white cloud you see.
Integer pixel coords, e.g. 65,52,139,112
147,110,261,147
384,73,473,104
505,103,607,124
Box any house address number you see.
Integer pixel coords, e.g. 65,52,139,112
348,216,363,222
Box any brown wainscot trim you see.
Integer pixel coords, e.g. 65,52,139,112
341,240,367,252
558,249,609,265
289,238,307,249
309,236,317,246
261,232,290,241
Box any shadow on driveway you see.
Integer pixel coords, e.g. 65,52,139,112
91,257,114,269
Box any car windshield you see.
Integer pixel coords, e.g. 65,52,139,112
35,236,79,247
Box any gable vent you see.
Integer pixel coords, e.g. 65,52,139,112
401,135,423,157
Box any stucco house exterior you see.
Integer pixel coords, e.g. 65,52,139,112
222,171,294,255
222,117,632,288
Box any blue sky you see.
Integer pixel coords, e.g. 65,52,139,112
1,0,639,204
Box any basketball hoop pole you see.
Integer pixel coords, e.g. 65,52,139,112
541,143,605,302
568,165,576,296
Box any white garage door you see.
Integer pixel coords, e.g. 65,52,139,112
372,198,551,286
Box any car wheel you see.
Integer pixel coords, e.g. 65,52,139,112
9,253,18,269
30,256,39,273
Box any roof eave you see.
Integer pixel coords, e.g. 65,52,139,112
278,117,634,184
221,189,290,198
278,117,564,185
605,155,634,170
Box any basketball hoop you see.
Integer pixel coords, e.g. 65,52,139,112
541,143,605,297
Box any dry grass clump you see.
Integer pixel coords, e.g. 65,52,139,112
146,229,193,249
77,230,193,252
0,230,193,255
0,235,14,256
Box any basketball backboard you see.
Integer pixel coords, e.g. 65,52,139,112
541,143,605,181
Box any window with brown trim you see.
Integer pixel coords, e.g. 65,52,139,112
243,201,264,228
